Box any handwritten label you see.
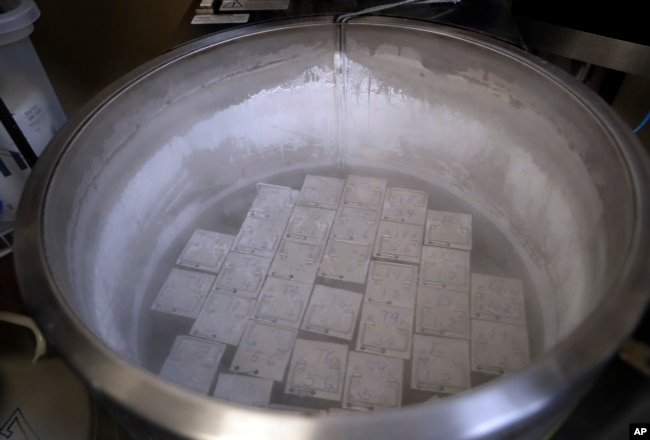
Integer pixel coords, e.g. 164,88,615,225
230,321,297,381
213,373,274,408
374,220,424,264
343,175,387,207
330,206,380,245
191,292,255,345
160,336,226,394
320,240,371,284
286,339,348,401
286,206,335,244
176,229,234,273
269,238,323,285
420,246,470,292
381,188,428,226
471,273,526,325
151,268,215,318
233,216,285,258
366,261,417,308
343,351,403,410
425,209,472,250
253,277,312,328
411,334,470,394
357,303,414,359
302,285,363,340
297,175,345,210
416,286,469,339
248,183,295,223
471,319,530,375
212,252,272,298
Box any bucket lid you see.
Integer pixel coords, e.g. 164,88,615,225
0,0,40,37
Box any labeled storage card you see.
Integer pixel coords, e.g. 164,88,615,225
230,321,297,381
415,286,470,339
356,303,414,360
470,320,530,375
212,252,272,298
253,277,312,329
190,292,255,345
343,351,403,410
297,175,345,210
302,285,363,341
159,335,226,394
213,373,274,408
411,334,470,394
176,229,234,273
152,268,215,319
424,209,472,251
286,339,348,401
420,246,470,292
381,188,427,226
365,261,417,309
470,273,526,326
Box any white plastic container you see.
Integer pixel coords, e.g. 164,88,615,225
0,0,65,251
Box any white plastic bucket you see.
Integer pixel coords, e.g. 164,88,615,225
0,0,66,250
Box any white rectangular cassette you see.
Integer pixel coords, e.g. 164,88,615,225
212,252,272,299
343,351,404,411
381,188,428,226
420,246,470,292
248,183,296,223
213,373,274,408
356,303,414,360
415,286,470,339
286,339,348,401
151,268,215,319
470,319,530,376
268,239,324,285
190,292,255,345
342,175,387,208
330,206,380,245
297,175,345,210
319,239,371,284
285,206,335,245
425,210,472,251
159,335,226,394
176,229,235,273
365,261,417,309
373,221,424,265
230,321,297,381
411,334,470,394
470,273,526,326
232,216,285,258
253,278,313,329
302,285,363,341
